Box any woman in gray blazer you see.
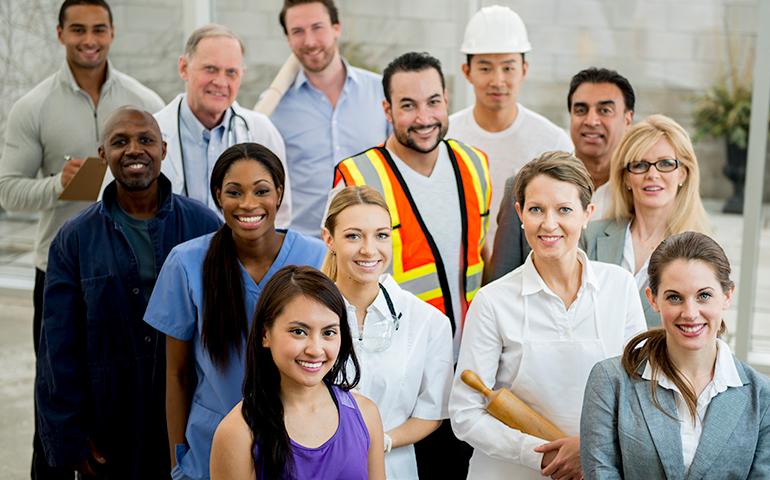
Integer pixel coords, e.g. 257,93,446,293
580,232,770,479
581,115,709,328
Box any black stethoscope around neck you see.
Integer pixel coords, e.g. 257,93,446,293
176,97,251,196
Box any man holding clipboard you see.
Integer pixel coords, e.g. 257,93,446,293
0,1,163,477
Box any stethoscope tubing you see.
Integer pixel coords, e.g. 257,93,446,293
175,98,251,196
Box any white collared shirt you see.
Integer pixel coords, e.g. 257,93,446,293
642,338,743,472
593,183,611,219
450,250,646,475
344,275,454,480
620,222,651,292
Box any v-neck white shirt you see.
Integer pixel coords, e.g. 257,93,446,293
642,338,743,472
387,143,465,354
620,222,651,292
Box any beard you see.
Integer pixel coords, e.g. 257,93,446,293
393,122,448,154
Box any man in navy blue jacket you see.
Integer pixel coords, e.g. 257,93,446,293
35,107,221,479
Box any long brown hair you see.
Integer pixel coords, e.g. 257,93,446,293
321,186,391,281
241,266,359,478
622,231,733,423
201,143,285,369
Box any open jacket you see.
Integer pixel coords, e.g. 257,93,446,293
581,356,770,480
35,175,220,478
581,219,660,327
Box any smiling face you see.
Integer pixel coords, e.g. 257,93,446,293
57,4,113,71
462,53,527,113
648,259,733,358
384,68,449,154
515,174,594,263
262,295,342,389
624,138,687,213
284,1,341,74
569,82,632,166
179,36,243,127
99,109,166,192
216,159,282,241
324,204,392,286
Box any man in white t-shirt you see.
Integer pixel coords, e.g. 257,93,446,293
332,51,491,478
448,5,572,241
488,67,635,282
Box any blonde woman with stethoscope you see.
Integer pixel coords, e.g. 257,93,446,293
450,151,646,480
322,185,454,480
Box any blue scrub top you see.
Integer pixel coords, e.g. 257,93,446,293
144,229,326,480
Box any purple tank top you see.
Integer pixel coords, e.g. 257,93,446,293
254,385,370,479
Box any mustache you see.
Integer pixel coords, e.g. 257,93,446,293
408,123,441,133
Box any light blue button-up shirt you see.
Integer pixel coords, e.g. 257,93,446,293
178,100,231,211
271,60,391,237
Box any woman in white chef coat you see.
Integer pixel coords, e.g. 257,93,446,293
322,185,454,480
449,151,646,480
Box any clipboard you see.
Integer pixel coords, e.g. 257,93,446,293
59,157,108,201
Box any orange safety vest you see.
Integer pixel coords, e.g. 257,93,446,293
333,139,491,331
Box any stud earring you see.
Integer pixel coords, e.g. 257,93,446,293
520,223,524,230
678,183,683,187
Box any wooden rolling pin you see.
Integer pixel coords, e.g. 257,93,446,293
461,370,565,441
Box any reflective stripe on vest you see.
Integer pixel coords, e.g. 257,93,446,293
334,140,491,322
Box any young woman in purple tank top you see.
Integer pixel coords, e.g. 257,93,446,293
210,266,386,479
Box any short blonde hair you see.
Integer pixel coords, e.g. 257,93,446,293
607,114,709,235
184,24,245,57
513,151,594,209
321,186,391,281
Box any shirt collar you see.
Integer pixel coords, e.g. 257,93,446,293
521,249,599,296
291,56,356,93
343,274,398,320
100,173,174,221
59,59,115,93
179,94,231,143
641,338,744,391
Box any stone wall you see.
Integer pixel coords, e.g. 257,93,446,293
1,0,768,200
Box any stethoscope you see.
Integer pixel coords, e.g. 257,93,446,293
176,98,251,196
379,282,402,331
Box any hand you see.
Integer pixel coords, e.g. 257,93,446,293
535,435,583,480
76,440,106,476
60,157,85,188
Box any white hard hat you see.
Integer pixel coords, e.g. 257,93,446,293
460,5,531,54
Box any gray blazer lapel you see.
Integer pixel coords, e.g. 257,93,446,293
686,385,749,480
634,380,685,480
595,220,626,264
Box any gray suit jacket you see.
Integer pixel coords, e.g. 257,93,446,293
485,176,530,284
581,356,770,480
581,219,660,328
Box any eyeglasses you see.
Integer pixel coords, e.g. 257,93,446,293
625,158,680,174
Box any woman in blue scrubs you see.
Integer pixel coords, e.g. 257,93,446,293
144,143,326,480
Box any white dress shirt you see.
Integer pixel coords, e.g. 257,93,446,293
345,275,454,480
642,338,743,472
620,222,651,292
450,250,646,478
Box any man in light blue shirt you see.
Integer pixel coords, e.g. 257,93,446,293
271,0,390,236
155,24,291,225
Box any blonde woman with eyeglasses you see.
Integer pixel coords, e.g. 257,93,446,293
581,114,709,327
321,185,454,480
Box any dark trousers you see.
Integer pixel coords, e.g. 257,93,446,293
415,420,473,479
31,268,75,480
